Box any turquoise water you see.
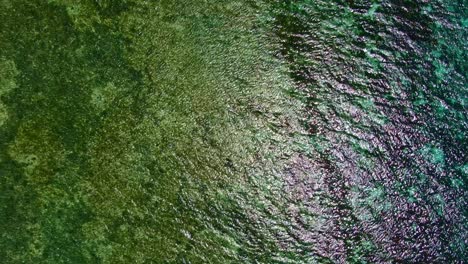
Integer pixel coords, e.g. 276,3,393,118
0,0,466,263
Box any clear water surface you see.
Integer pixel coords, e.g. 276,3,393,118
0,0,466,263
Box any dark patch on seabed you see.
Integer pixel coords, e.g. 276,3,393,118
0,0,466,263
273,0,467,262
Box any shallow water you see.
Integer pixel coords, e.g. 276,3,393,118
0,0,466,263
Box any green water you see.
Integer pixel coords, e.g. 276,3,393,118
0,0,466,263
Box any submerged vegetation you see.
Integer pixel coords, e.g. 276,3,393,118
0,0,466,263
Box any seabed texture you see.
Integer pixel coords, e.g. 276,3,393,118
0,0,466,263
